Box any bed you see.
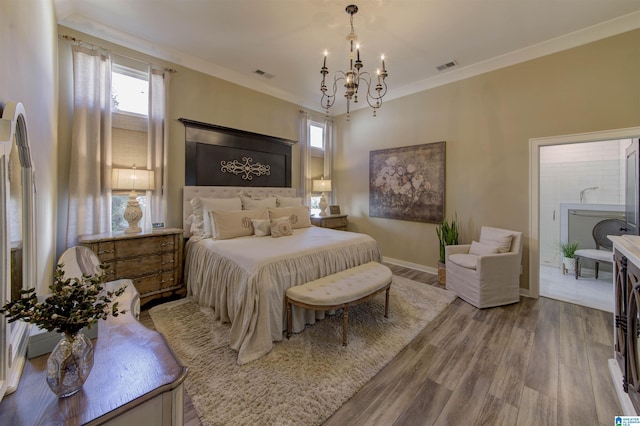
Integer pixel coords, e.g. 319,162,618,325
182,186,382,364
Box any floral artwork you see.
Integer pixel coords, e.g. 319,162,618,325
369,142,445,223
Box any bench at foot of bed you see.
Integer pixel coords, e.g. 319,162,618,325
285,261,393,346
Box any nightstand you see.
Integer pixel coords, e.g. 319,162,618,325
79,228,185,307
310,214,349,230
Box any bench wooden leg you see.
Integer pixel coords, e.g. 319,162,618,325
342,306,349,346
385,287,390,318
286,299,292,339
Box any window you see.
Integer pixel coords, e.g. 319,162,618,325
111,64,148,116
309,121,327,214
310,123,324,149
111,62,151,232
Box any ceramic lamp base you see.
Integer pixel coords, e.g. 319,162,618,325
319,192,328,216
123,191,143,233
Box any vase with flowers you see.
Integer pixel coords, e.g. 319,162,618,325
0,263,126,398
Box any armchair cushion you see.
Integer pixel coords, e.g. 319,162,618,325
479,227,514,253
448,254,478,270
469,240,500,256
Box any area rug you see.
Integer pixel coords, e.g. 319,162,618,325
149,275,457,426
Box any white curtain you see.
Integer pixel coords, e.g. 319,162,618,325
299,111,311,204
324,119,334,205
147,68,170,228
65,46,112,248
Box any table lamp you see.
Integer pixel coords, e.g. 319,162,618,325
112,166,155,233
312,178,332,216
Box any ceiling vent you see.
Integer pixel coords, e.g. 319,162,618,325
436,60,458,72
254,69,274,79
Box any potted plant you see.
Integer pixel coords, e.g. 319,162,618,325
0,264,127,398
558,241,579,274
436,214,459,285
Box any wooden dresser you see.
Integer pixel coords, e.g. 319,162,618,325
79,228,184,307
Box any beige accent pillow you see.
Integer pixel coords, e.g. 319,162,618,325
251,218,271,237
469,240,500,256
209,208,266,240
479,228,513,253
268,206,311,229
270,217,292,238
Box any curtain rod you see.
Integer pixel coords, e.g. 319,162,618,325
60,34,177,73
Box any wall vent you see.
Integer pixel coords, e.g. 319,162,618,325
436,60,458,72
254,69,274,79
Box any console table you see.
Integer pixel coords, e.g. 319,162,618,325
0,279,188,425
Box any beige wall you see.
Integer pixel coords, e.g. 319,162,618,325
335,29,640,290
1,0,58,294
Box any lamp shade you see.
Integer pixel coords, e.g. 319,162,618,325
112,168,155,191
312,179,332,192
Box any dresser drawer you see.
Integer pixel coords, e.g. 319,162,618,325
115,254,162,278
133,271,177,296
115,235,176,258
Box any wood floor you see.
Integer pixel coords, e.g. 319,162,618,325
140,264,622,425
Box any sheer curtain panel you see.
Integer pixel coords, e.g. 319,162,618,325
299,111,311,204
65,46,113,248
148,68,170,228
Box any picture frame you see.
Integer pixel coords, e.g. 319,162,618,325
369,141,445,223
329,205,341,215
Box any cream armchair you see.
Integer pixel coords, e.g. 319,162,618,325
445,226,523,309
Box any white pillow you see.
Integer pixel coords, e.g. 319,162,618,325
469,240,500,256
238,192,277,210
208,208,266,240
277,196,303,207
251,218,271,237
479,227,513,253
270,217,292,238
268,206,311,229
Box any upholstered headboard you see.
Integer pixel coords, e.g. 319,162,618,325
182,186,297,237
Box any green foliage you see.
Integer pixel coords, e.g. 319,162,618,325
0,264,127,336
558,241,579,259
436,214,459,264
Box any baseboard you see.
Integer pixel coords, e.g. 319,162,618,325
383,257,437,275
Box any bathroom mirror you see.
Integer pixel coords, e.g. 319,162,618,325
0,102,37,400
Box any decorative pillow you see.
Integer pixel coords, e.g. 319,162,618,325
251,218,271,237
469,240,500,256
190,196,242,237
268,206,311,229
479,227,514,253
276,196,303,207
208,208,267,240
238,191,277,210
270,217,292,238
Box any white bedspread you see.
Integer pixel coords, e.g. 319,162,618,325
184,226,382,364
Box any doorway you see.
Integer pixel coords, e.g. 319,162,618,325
529,127,640,311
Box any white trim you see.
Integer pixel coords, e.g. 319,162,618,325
529,126,640,299
383,256,438,275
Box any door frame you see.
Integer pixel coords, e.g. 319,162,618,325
529,126,640,298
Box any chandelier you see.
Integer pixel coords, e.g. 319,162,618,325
320,4,388,119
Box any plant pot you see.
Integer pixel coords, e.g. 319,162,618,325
562,256,576,275
46,331,94,398
438,262,446,286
